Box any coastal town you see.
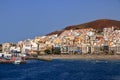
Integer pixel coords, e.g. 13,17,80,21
1,26,120,60
1,1,120,80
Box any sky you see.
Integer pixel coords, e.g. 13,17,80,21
0,0,120,43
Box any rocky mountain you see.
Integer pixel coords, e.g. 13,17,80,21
46,19,120,36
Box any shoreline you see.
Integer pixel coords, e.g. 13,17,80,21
38,55,120,61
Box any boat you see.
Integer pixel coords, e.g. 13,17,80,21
0,59,26,64
13,59,21,64
13,56,26,64
0,55,26,64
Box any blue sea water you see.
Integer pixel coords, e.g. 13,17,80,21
0,60,120,80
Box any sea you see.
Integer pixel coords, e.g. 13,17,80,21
0,60,120,80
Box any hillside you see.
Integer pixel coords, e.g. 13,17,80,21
46,19,120,36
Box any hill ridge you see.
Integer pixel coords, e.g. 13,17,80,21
46,19,120,36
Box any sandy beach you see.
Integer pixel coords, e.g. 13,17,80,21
38,55,120,60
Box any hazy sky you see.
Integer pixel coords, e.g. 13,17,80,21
0,0,120,43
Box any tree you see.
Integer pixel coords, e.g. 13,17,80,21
53,47,61,55
44,49,51,55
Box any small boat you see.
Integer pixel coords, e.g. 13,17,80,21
13,59,21,64
13,56,24,64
